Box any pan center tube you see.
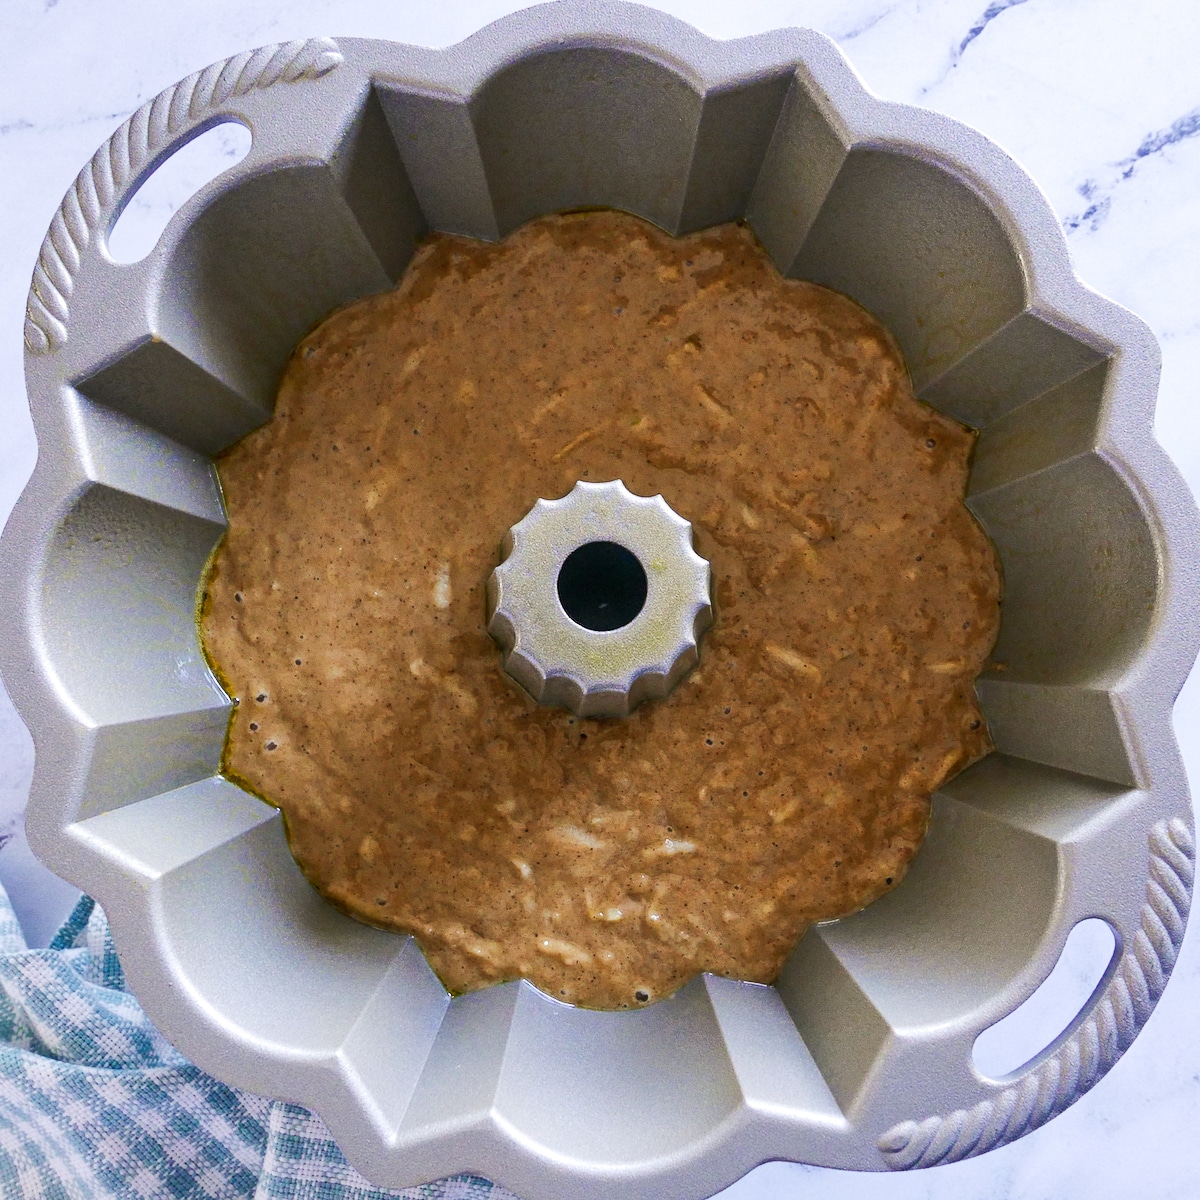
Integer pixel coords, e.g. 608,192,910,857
486,480,713,718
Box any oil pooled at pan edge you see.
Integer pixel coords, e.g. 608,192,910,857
197,210,1001,1011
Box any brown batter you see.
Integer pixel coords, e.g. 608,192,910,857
200,211,1000,1010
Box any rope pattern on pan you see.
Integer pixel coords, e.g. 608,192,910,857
24,38,343,355
878,817,1193,1169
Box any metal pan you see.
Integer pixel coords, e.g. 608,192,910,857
1,3,1196,1195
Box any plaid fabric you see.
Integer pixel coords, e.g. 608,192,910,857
0,886,518,1200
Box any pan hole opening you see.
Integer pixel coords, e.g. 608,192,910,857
972,917,1117,1079
108,121,252,264
557,541,647,631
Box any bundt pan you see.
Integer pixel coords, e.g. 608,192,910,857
2,3,1197,1196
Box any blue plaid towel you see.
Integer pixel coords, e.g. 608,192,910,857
0,882,518,1200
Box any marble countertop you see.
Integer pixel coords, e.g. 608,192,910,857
1,1,1198,1197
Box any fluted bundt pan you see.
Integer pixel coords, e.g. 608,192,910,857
1,4,1197,1196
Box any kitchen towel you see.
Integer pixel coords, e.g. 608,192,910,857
0,882,518,1200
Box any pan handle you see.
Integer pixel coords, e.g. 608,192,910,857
23,37,343,356
878,816,1194,1169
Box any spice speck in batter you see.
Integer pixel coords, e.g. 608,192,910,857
200,211,1001,1010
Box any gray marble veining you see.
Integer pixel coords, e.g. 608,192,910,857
1,2,1198,1197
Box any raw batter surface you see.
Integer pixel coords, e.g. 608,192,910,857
200,211,1001,1009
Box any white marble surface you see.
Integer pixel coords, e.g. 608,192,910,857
1,1,1198,1196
